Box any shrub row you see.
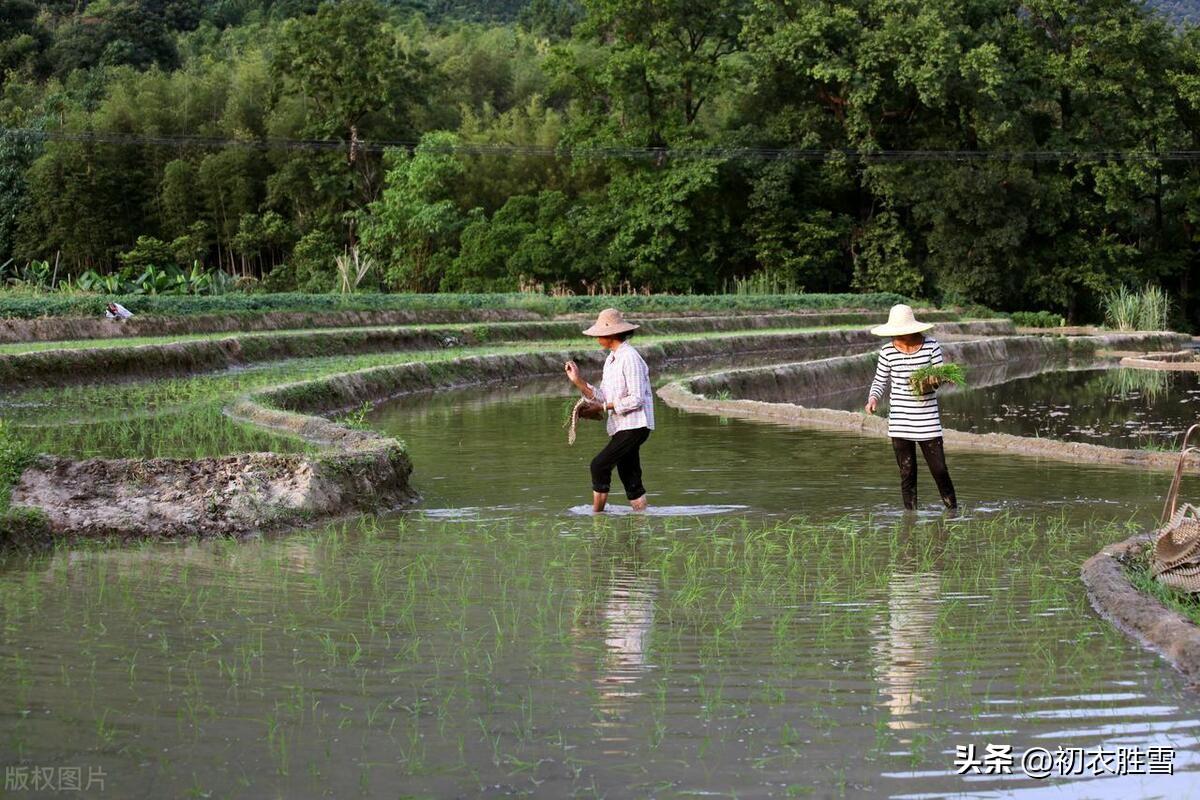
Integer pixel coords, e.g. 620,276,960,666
0,291,912,320
1010,310,1067,328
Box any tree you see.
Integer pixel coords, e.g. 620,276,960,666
561,0,748,146
0,0,42,85
357,133,470,291
851,209,922,296
197,148,265,274
119,235,177,271
16,138,150,270
271,0,420,139
580,159,732,291
519,0,583,39
0,130,38,267
448,190,585,291
47,1,182,76
743,162,852,292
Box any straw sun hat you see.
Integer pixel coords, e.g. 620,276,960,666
870,304,934,337
582,308,640,337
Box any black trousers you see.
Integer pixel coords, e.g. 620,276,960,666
591,427,651,500
891,437,957,510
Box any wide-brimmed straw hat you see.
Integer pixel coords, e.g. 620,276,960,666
583,308,639,337
870,304,934,337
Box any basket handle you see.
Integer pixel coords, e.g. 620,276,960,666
1162,423,1200,523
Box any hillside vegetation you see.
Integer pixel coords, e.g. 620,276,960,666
1,0,1199,326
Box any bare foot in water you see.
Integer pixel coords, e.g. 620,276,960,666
592,491,608,513
630,496,648,512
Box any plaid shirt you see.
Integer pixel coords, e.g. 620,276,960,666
588,342,655,435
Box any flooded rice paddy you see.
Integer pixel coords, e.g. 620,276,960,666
820,363,1200,453
935,367,1200,451
4,365,1200,797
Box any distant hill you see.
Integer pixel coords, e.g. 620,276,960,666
1147,0,1200,23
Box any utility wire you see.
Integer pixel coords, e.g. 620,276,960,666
2,126,1197,162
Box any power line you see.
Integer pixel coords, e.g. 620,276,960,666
2,126,1198,162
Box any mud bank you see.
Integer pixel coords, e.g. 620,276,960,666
658,332,1196,473
12,443,413,541
2,317,1010,386
681,332,1180,404
1081,532,1200,684
0,307,542,344
1120,350,1200,371
0,306,965,345
11,395,414,541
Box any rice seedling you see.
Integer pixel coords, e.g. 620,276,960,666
0,419,33,511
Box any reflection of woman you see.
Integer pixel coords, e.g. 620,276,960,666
872,569,940,732
567,537,658,724
864,305,957,511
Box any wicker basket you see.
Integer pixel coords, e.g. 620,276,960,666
1152,424,1200,591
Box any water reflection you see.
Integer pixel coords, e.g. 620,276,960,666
597,572,657,692
874,569,940,733
41,537,321,583
570,531,659,744
937,367,1200,450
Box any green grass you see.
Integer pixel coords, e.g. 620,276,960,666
1127,550,1200,627
0,420,33,511
1102,284,1172,331
0,421,42,544
0,290,912,320
0,315,897,356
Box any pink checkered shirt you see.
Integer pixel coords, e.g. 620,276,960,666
587,342,655,435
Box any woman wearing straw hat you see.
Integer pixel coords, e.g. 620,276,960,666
865,304,958,511
564,308,655,513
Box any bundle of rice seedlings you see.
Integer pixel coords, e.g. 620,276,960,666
908,363,966,396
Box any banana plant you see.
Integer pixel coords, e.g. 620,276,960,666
133,266,180,295
78,269,127,293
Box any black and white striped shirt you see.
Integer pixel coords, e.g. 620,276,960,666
868,337,945,441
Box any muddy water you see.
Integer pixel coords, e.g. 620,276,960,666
4,372,1200,798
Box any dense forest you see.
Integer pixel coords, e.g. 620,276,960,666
2,0,1200,323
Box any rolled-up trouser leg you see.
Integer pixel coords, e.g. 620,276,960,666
918,437,957,509
891,437,918,510
591,428,651,497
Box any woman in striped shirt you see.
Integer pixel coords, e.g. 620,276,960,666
864,305,957,511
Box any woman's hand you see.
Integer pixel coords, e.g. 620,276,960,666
865,397,878,415
564,360,581,385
